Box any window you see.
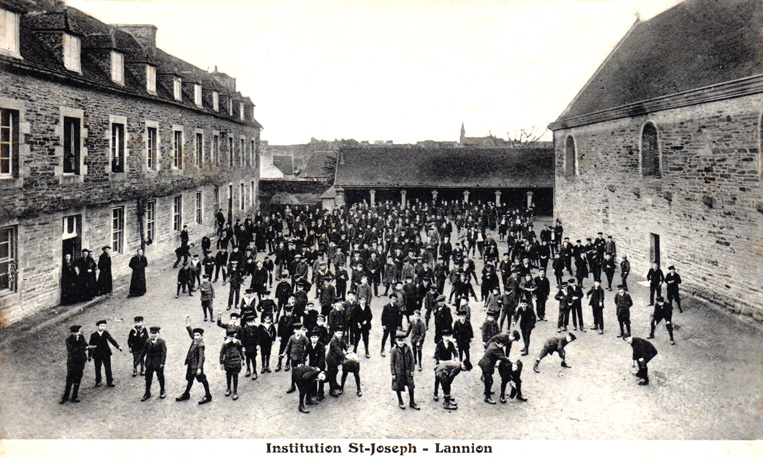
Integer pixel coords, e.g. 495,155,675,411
239,102,245,121
195,132,203,168
641,122,660,177
63,117,80,174
228,98,233,115
173,76,182,101
63,33,81,73
250,139,256,166
250,181,255,206
0,9,20,57
0,108,19,177
173,129,183,169
112,207,124,254
0,225,16,292
564,135,576,178
146,126,158,170
214,186,220,209
212,91,219,112
240,183,245,210
194,84,202,107
228,136,234,167
196,191,203,224
146,65,157,94
240,138,245,166
146,200,155,243
110,51,124,84
173,195,183,231
111,122,125,173
212,134,220,166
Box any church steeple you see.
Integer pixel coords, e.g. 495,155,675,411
460,122,466,145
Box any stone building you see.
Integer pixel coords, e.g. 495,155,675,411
332,146,554,214
0,0,262,324
549,0,763,320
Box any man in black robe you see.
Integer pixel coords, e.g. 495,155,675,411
76,249,97,301
61,253,78,305
97,246,112,295
128,248,148,298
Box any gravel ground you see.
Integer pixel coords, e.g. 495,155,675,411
0,223,761,440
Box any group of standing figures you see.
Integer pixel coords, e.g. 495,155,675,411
60,198,678,411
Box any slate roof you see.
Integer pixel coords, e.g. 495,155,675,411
334,147,553,189
299,151,335,179
271,155,294,176
3,2,261,128
554,0,763,125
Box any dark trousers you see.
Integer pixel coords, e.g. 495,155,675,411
214,265,227,282
144,366,165,395
228,284,240,309
439,378,452,398
201,300,214,320
177,281,192,296
353,328,370,354
260,347,271,369
520,327,532,352
225,370,239,392
500,377,523,399
557,307,570,330
605,272,615,289
412,343,423,366
591,305,604,330
650,315,674,340
481,369,493,396
498,307,513,331
667,289,681,311
636,359,649,383
245,351,257,372
63,371,83,400
621,273,629,291
341,369,361,391
649,284,661,304
327,364,340,392
132,351,146,372
537,296,547,320
183,372,210,396
555,273,564,287
571,303,584,329
94,356,113,384
458,344,470,363
618,317,631,336
380,328,395,352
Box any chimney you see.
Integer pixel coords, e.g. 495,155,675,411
113,24,157,48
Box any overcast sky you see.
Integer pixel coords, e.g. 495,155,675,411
68,0,682,145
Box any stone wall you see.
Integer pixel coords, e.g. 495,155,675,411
553,93,763,321
0,70,260,326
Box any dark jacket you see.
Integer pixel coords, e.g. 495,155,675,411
631,337,658,363
478,341,510,375
390,343,415,390
66,334,88,373
127,327,148,354
307,341,326,370
140,337,167,370
219,337,244,371
183,326,205,373
326,335,347,367
453,320,474,346
284,333,309,364
434,340,458,362
381,302,402,330
434,360,463,384
88,330,120,359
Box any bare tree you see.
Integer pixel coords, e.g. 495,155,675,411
507,126,544,145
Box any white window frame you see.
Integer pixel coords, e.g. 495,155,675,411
145,121,159,171
110,51,124,85
195,191,203,224
63,33,81,73
62,116,81,175
195,131,203,168
194,84,202,107
228,98,233,115
212,132,220,166
112,207,125,254
239,102,245,121
212,91,219,112
0,108,18,178
0,225,17,293
239,137,245,166
173,195,183,231
172,126,183,169
145,199,156,243
110,118,126,173
146,65,157,94
173,76,182,101
0,9,21,58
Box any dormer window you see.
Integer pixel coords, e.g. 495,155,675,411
110,51,124,84
0,9,20,57
173,76,182,101
63,34,81,73
146,65,156,94
212,91,219,112
194,84,202,107
239,102,245,121
228,98,232,115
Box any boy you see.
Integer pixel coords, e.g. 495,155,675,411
314,314,331,346
390,330,419,410
478,336,511,404
275,305,296,371
615,284,633,338
433,359,471,410
283,323,309,393
61,325,92,404
326,327,348,397
408,309,426,371
452,309,473,364
217,312,242,340
89,319,122,387
513,301,536,355
128,316,148,376
240,288,258,324
306,330,327,401
140,326,166,401
625,335,658,385
432,329,458,401
340,351,363,397
480,311,500,348
498,359,527,403
292,365,326,414
220,329,245,400
176,261,194,297
257,314,277,373
199,274,215,321
587,279,606,334
533,332,576,373
241,315,260,379
176,317,212,404
649,296,676,345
